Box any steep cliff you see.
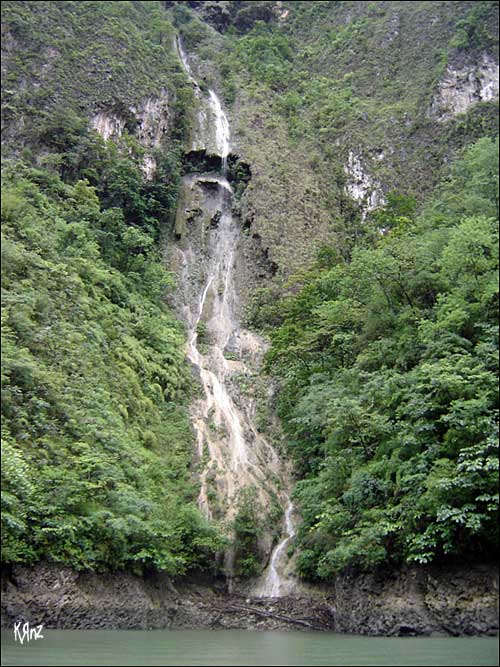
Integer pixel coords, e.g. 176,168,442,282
1,0,225,580
1,0,498,634
171,0,498,284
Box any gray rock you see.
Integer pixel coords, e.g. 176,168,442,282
1,562,498,635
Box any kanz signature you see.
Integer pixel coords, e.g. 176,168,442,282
14,621,44,644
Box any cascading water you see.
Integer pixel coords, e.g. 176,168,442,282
208,88,230,173
174,37,296,596
176,36,230,166
254,500,296,598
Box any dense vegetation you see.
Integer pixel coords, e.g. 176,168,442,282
1,1,224,575
171,0,499,579
1,158,224,575
2,1,191,152
251,137,499,578
2,0,499,584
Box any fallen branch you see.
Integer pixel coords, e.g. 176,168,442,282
211,602,327,631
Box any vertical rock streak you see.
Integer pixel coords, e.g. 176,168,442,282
175,37,295,596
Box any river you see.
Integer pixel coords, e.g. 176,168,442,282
1,629,498,666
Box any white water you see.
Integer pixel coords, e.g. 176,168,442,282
186,184,249,481
175,37,296,595
208,89,230,171
176,37,195,80
255,500,296,598
176,36,230,166
177,178,250,515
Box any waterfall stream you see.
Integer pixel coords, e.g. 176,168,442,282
254,500,297,598
174,37,295,597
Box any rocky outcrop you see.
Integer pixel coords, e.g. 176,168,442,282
91,111,126,141
91,89,171,178
232,92,333,284
0,563,328,632
184,1,280,35
430,53,499,121
2,562,498,635
344,150,385,215
329,564,499,636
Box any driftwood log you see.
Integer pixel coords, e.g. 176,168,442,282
207,601,328,631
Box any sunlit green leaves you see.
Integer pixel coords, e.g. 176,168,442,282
262,138,499,579
1,166,223,575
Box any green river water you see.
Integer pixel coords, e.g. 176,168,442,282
1,629,498,666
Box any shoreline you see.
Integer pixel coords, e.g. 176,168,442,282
1,562,497,637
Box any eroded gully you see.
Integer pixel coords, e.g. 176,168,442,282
174,37,295,597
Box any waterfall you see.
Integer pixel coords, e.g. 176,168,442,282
176,35,230,172
174,37,296,596
207,89,230,173
254,500,296,598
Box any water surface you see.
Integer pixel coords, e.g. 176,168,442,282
1,629,498,666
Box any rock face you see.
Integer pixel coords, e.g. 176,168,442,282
91,111,126,141
329,564,499,636
2,562,498,635
430,53,499,121
0,563,326,632
168,37,296,593
344,150,386,215
91,89,171,178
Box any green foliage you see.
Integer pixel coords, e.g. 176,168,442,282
259,139,499,579
215,0,499,245
229,27,294,90
1,164,224,574
230,1,277,35
196,321,209,342
369,192,417,235
232,487,262,577
244,286,284,330
2,1,191,153
1,0,229,579
425,136,499,222
449,1,499,52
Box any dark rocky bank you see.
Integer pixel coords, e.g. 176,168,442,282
1,562,498,636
